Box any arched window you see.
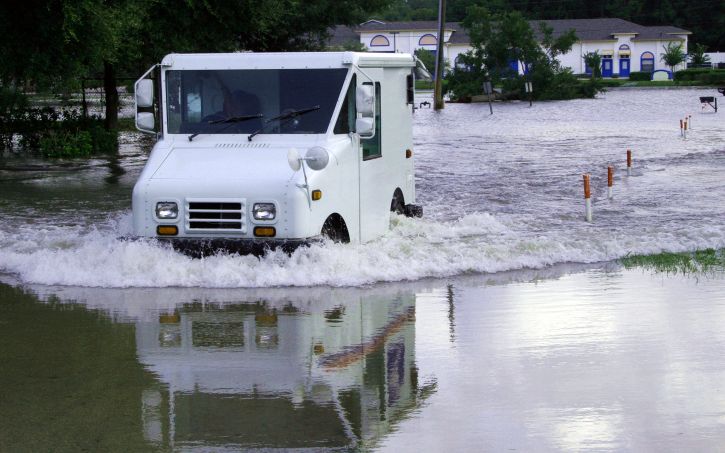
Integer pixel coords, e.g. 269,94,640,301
418,34,437,46
619,44,630,51
370,35,390,47
641,51,655,72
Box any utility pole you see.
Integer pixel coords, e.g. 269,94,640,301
433,0,446,110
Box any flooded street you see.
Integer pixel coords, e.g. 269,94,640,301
2,88,725,450
1,89,724,286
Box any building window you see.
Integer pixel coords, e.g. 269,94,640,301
641,51,655,72
370,35,390,47
418,34,437,46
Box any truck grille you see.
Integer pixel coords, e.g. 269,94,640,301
185,199,246,232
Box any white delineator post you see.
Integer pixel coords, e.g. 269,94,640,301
627,149,632,176
684,118,688,139
583,174,592,222
607,166,613,199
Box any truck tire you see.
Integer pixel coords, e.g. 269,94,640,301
390,189,405,214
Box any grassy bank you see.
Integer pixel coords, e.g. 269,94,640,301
620,249,725,274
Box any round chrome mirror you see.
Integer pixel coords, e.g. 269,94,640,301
287,148,301,172
305,146,330,171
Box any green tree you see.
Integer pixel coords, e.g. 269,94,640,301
582,51,602,78
1,0,392,131
447,7,585,101
661,41,686,73
0,0,149,129
688,43,711,67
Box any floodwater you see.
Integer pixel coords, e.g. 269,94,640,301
0,89,724,287
1,88,725,450
2,267,725,451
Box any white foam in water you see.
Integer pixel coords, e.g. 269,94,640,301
0,210,723,288
1,89,724,287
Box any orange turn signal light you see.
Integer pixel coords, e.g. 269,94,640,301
159,314,180,324
157,225,178,236
254,226,276,237
311,190,322,201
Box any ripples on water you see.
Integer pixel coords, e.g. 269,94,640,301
0,89,723,287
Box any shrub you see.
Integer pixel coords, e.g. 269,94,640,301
701,71,725,84
674,68,724,83
446,67,485,101
40,130,93,157
1,105,118,156
88,125,118,153
0,87,28,114
628,71,652,81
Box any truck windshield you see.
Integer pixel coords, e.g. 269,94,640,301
165,68,348,135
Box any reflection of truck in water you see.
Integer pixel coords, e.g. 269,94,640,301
132,52,424,255
135,293,435,450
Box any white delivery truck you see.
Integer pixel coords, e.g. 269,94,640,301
132,51,424,255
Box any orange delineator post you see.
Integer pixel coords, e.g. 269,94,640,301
607,166,613,199
583,174,592,222
627,149,632,176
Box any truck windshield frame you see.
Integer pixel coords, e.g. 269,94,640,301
164,68,348,136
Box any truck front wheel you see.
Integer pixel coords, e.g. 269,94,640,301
321,214,350,243
390,189,405,214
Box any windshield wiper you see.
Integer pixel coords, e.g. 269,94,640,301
247,105,320,142
188,113,263,142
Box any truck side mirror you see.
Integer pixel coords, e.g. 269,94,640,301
135,78,156,133
135,79,154,108
356,117,374,137
136,112,155,131
356,85,374,116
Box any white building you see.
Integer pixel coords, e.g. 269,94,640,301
330,18,691,78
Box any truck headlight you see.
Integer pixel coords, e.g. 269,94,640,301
253,203,276,220
155,202,178,219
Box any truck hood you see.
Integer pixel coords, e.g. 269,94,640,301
151,146,293,182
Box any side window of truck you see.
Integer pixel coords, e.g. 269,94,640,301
333,75,356,134
361,82,381,160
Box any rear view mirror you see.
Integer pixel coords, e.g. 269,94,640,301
136,112,155,131
287,148,301,172
356,117,374,138
413,56,432,81
135,79,154,108
356,85,374,116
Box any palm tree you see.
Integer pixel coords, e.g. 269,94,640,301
582,51,601,78
688,43,711,68
661,42,686,73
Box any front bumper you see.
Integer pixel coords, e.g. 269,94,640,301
156,237,320,258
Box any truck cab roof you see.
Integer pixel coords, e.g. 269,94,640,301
160,51,416,70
